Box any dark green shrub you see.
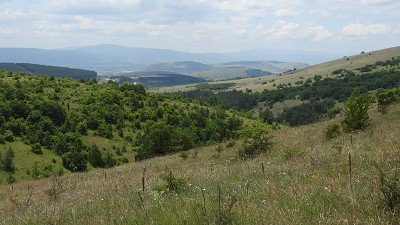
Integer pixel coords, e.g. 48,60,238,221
104,151,116,168
62,150,88,172
342,88,372,131
377,89,399,114
2,147,15,173
239,122,273,159
31,143,43,154
7,174,16,184
154,171,187,195
324,123,341,140
4,130,14,142
31,162,42,179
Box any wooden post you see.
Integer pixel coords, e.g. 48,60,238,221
142,176,145,194
201,188,206,214
261,162,265,176
218,186,221,221
348,152,353,191
137,191,145,209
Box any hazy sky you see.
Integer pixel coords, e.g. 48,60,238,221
0,0,399,54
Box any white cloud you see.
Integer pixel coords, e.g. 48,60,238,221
0,0,399,53
213,0,274,12
275,9,299,17
269,21,331,41
342,22,390,37
309,26,332,41
360,0,397,5
0,26,18,35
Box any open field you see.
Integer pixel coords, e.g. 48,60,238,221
1,103,399,224
156,46,400,93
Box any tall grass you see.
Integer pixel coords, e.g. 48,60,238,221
1,104,399,224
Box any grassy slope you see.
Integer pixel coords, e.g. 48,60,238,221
1,103,399,224
156,46,400,93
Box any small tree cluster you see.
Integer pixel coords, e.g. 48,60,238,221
342,88,372,132
239,122,273,159
377,89,399,114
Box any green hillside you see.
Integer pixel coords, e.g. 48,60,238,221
0,63,97,79
0,70,242,183
0,91,399,224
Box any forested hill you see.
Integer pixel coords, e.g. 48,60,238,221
0,63,97,79
0,70,243,183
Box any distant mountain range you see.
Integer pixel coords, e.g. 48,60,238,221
0,44,341,74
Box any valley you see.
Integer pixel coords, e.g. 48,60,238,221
0,45,399,224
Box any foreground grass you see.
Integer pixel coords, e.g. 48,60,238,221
1,104,399,224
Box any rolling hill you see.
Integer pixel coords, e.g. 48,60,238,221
156,46,400,93
0,45,338,74
0,63,97,79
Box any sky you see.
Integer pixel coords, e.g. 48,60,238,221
0,0,399,55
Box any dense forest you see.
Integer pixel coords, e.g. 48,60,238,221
0,71,242,178
0,63,97,79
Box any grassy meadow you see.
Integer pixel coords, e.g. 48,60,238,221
1,102,399,224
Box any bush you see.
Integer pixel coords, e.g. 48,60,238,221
239,122,273,159
62,150,88,172
342,88,372,132
154,171,187,196
283,147,305,160
0,135,5,144
31,143,43,154
324,123,341,140
226,140,236,148
2,147,15,173
179,151,189,160
4,130,14,142
377,89,399,114
7,174,16,184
